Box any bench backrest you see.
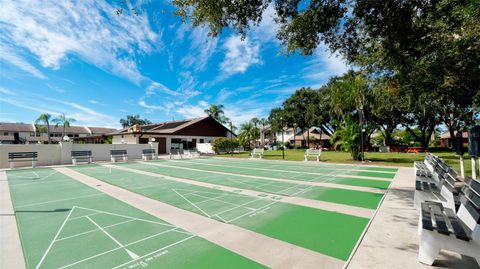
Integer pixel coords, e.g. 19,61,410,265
457,177,480,240
306,149,321,156
8,152,37,159
110,150,127,155
171,149,183,155
71,151,92,157
253,148,264,154
142,149,156,154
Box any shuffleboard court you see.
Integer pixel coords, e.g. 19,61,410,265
6,168,265,269
71,164,370,261
116,162,384,209
198,158,398,179
160,159,392,190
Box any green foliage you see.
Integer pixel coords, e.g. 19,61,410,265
52,113,76,138
330,117,362,160
238,121,260,150
212,137,239,153
204,104,229,124
35,113,52,144
119,115,151,128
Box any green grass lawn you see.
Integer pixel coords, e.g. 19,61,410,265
217,150,473,175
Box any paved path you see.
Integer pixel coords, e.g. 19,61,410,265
146,161,387,193
56,167,345,269
105,163,375,219
0,171,27,269
346,167,479,269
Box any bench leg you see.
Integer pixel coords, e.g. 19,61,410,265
124,156,128,162
418,232,440,265
10,162,14,169
88,157,92,164
111,157,116,163
73,159,77,166
32,160,37,168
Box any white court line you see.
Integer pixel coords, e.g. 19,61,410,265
171,189,212,217
111,235,195,269
86,216,127,248
188,192,244,208
58,228,182,269
15,193,104,209
225,201,278,224
33,171,40,178
35,206,76,269
10,178,69,187
213,198,265,217
68,212,102,221
192,193,232,205
74,206,177,228
56,219,135,242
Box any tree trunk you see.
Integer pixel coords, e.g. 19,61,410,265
448,128,456,150
47,123,51,144
307,127,310,149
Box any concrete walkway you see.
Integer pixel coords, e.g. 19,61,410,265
104,164,375,219
56,167,345,269
0,171,26,269
143,161,385,194
346,167,479,269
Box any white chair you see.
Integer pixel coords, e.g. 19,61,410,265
250,148,264,159
304,149,321,162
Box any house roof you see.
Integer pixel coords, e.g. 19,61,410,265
0,122,117,135
111,116,231,136
0,123,35,132
440,131,468,139
292,127,331,140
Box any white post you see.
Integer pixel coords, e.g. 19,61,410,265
473,157,477,179
459,155,465,179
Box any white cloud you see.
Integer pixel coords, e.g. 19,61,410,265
0,45,47,79
176,101,209,119
0,0,159,84
219,36,262,78
302,44,349,82
0,87,15,96
216,88,235,103
180,27,218,72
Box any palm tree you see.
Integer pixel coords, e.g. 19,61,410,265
259,118,269,147
52,113,76,139
204,104,228,124
35,113,52,144
238,121,260,149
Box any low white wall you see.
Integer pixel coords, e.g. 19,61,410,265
0,142,158,169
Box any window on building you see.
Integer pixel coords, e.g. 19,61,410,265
199,139,204,143
4,132,10,136
171,138,184,150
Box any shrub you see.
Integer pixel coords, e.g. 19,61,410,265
212,137,239,153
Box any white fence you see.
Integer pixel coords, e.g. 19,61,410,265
0,142,158,169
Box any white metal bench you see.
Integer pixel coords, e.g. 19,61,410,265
110,150,128,162
8,152,37,169
169,149,183,159
418,178,480,265
304,149,321,162
250,148,264,159
414,168,458,210
71,150,92,165
186,149,200,158
142,149,156,161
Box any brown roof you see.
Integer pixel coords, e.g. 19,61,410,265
112,116,231,136
293,127,331,140
0,122,35,132
440,131,468,139
88,127,118,134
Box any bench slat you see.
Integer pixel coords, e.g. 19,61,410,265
431,203,450,235
444,207,470,241
422,181,430,192
421,203,434,231
8,152,37,159
416,180,422,191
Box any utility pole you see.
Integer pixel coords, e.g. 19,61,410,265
230,121,233,156
281,117,285,160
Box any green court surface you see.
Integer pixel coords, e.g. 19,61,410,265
7,168,264,269
115,162,384,209
72,164,370,260
160,159,392,190
197,158,397,179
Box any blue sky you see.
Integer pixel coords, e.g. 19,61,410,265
0,1,348,128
